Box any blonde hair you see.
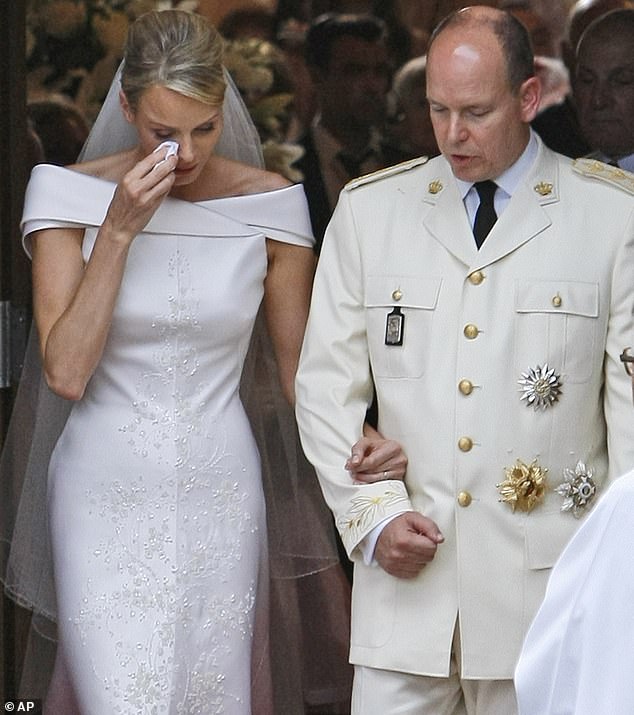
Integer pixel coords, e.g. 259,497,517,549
121,10,226,111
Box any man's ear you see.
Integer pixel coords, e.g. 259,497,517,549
519,75,542,123
119,90,134,123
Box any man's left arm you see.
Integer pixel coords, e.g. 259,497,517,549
295,189,413,560
604,208,634,480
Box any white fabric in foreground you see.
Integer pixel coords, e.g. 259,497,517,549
515,468,634,715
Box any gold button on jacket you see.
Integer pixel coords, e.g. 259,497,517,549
459,379,474,395
457,491,472,507
458,436,474,452
463,324,479,339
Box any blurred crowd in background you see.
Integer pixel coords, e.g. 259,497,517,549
24,0,634,252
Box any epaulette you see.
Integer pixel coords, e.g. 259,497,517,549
344,155,430,191
572,158,634,195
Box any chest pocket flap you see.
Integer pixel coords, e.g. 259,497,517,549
365,275,442,309
514,280,599,383
515,280,599,317
365,275,442,379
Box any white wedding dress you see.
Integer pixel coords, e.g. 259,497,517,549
20,164,313,714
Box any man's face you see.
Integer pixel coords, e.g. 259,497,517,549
318,35,390,129
574,36,634,158
426,27,540,182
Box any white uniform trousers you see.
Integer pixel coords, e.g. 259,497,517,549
351,623,518,715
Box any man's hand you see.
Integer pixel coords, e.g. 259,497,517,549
375,512,444,578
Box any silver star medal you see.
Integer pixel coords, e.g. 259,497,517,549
555,461,597,518
518,363,562,410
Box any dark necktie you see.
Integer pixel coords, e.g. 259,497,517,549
473,180,498,248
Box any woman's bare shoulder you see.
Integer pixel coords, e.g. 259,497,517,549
66,149,137,182
205,155,291,197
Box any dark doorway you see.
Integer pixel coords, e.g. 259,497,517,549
0,1,36,703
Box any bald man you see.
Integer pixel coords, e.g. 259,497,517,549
295,6,634,714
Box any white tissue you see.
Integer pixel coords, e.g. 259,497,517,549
153,140,179,167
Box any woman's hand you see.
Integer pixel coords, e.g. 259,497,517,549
346,424,408,484
102,146,177,246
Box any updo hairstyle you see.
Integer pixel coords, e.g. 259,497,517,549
121,10,226,112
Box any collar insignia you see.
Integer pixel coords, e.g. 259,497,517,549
534,181,553,196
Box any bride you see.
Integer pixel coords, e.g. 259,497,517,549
4,9,406,714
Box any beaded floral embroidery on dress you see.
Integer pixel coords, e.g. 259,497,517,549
76,248,259,713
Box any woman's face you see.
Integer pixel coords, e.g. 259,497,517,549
121,85,224,187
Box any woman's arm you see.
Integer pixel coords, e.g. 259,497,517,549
263,238,316,404
32,148,177,400
346,422,408,483
264,236,409,480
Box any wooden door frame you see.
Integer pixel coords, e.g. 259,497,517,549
1,0,32,701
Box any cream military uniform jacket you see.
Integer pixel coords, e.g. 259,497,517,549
295,137,634,679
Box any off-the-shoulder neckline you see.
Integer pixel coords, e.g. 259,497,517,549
32,163,299,203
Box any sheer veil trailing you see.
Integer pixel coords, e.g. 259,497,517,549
1,60,345,707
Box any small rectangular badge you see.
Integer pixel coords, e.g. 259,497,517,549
385,307,404,346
